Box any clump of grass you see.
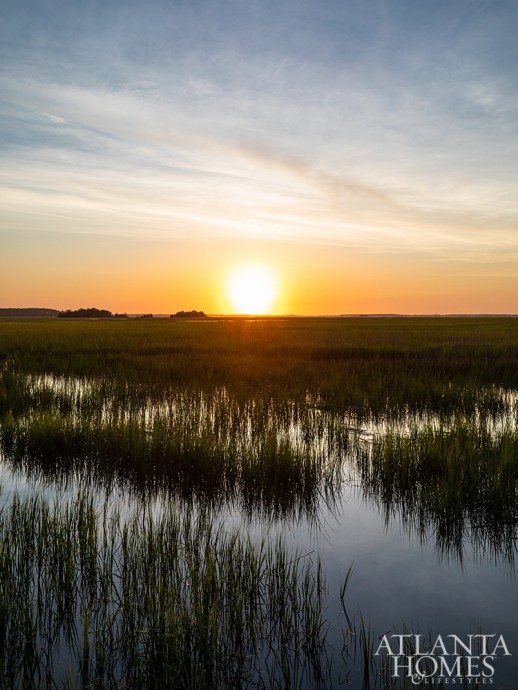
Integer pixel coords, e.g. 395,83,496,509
358,421,518,561
0,389,346,519
0,492,332,689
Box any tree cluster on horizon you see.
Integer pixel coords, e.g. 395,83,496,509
170,310,206,318
58,308,113,318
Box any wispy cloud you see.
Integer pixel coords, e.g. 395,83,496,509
41,112,66,124
2,0,518,271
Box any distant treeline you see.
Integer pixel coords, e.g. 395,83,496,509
0,308,59,317
58,308,128,319
4,307,207,319
171,310,206,318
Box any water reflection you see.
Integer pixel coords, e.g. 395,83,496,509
356,421,518,567
0,373,517,566
1,372,518,688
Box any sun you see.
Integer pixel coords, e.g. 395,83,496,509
227,265,278,314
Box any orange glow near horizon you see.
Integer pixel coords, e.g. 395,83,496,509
2,232,518,316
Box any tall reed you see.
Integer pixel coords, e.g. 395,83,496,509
357,421,518,561
0,492,332,689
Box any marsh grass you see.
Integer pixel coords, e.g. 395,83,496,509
1,317,518,687
358,421,518,562
1,359,517,554
0,382,347,518
1,491,479,690
0,492,334,690
1,317,518,417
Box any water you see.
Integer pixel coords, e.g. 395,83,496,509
1,374,517,688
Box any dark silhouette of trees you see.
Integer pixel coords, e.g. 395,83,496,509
58,308,113,318
170,310,206,318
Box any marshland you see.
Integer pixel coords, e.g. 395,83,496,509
0,316,517,688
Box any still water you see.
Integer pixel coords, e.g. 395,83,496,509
0,374,516,688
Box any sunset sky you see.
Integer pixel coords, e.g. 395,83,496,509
2,0,518,314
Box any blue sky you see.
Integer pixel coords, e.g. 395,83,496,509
1,0,518,312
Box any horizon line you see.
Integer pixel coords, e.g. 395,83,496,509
1,308,518,319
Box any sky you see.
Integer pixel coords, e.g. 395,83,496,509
1,0,518,314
